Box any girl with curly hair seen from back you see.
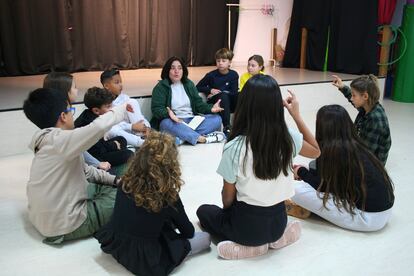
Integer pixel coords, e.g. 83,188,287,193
95,131,210,276
289,105,394,231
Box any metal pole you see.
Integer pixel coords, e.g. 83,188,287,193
228,7,231,49
226,4,240,50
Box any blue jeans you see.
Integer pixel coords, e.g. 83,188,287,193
160,114,222,145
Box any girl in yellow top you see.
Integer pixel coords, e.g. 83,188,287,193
239,55,265,92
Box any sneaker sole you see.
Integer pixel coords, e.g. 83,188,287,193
217,241,269,260
269,221,301,249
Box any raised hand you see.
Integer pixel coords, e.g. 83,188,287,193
283,90,300,119
211,99,224,113
167,107,183,123
332,75,344,89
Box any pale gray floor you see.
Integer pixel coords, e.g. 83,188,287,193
0,66,358,110
0,75,413,275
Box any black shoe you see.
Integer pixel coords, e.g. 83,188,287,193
223,126,231,139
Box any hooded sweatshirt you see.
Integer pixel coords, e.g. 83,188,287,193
27,104,127,237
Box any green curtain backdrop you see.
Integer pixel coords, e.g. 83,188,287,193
392,4,414,103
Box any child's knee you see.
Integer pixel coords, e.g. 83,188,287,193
196,205,208,219
159,118,173,130
211,115,222,127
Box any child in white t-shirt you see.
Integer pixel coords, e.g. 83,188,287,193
101,69,150,147
197,74,320,259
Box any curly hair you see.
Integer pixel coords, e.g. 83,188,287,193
121,131,183,212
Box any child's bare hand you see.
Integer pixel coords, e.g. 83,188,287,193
126,104,134,113
132,120,147,132
210,88,221,96
142,126,151,138
167,107,182,123
283,90,300,118
332,75,344,89
98,162,111,171
211,99,224,113
293,164,304,180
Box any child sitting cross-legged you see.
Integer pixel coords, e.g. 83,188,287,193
196,48,239,138
197,75,320,259
288,105,394,232
23,88,133,244
43,71,112,171
101,69,150,148
75,87,134,169
95,131,211,275
332,75,391,164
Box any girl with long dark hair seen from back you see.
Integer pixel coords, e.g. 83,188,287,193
289,105,394,231
197,74,320,259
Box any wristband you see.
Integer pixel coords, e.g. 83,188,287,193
113,176,120,187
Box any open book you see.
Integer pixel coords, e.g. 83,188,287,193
182,115,205,130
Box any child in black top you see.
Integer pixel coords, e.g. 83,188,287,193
74,87,133,166
95,131,210,276
196,48,239,137
289,105,394,232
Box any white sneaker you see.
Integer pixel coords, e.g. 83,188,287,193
204,131,226,144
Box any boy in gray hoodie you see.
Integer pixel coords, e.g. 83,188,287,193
23,88,131,244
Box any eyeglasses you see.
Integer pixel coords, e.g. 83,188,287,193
64,107,76,116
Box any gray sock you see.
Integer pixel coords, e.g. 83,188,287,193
187,232,211,256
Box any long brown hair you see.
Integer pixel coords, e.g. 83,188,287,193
315,105,394,214
121,131,183,212
229,74,293,179
43,72,73,102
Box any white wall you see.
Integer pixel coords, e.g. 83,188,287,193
232,0,293,66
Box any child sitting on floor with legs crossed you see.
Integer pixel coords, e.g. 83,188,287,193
95,131,211,275
101,68,150,148
23,87,133,244
197,75,320,259
332,74,391,164
196,48,239,138
75,87,134,173
43,71,111,171
287,105,394,232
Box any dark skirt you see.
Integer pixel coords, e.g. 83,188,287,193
95,222,191,276
197,200,287,246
